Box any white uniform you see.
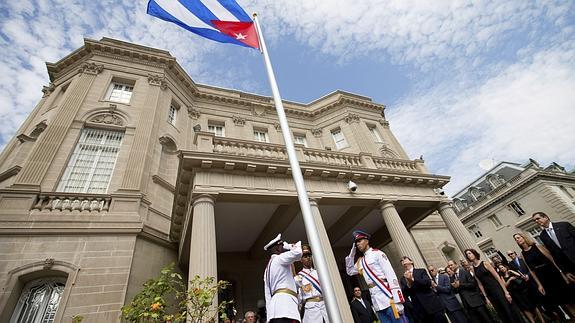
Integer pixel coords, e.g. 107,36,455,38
295,267,329,323
345,247,403,311
264,241,302,321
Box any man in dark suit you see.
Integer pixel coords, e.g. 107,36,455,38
447,260,491,323
429,266,467,323
505,250,529,274
399,256,447,323
533,211,575,279
350,287,377,323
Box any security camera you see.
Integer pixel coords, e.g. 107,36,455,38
434,188,445,195
348,180,358,192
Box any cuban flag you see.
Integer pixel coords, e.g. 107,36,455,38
147,0,260,49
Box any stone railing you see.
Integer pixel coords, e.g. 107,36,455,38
32,193,111,213
210,136,421,172
372,157,419,172
213,137,288,160
303,148,362,167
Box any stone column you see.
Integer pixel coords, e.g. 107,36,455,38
438,202,479,252
120,74,166,190
380,201,426,267
14,63,103,186
309,199,354,322
189,194,217,280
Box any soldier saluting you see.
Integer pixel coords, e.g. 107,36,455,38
264,233,302,323
295,245,330,323
345,230,408,323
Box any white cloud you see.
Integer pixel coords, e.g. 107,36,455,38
389,42,575,194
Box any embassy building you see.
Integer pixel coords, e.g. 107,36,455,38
0,38,480,322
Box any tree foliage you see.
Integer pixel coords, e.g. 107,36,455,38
121,263,231,323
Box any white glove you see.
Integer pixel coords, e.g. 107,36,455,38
349,243,356,258
283,241,292,250
395,303,404,314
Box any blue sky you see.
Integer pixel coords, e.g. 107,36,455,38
1,0,574,194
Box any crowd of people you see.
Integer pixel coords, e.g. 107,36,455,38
255,210,574,323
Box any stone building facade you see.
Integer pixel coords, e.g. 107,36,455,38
0,37,478,322
453,160,575,258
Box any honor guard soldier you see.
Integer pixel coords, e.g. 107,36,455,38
263,233,302,323
295,245,329,323
345,230,408,323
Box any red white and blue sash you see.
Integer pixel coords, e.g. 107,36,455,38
360,256,393,299
299,270,322,294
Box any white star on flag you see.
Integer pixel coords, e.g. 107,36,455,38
234,33,247,40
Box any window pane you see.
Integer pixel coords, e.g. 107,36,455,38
168,106,177,125
294,135,307,147
108,83,133,104
331,129,347,149
369,126,383,142
208,125,225,137
58,128,124,194
254,130,268,142
10,278,65,323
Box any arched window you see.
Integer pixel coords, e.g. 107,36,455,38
10,277,66,323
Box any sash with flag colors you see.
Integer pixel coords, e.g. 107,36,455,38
147,0,259,49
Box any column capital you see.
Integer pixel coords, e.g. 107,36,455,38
378,199,397,210
438,201,454,211
192,194,217,207
78,62,104,75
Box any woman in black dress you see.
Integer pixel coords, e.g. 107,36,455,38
514,232,574,319
464,248,523,323
498,263,540,323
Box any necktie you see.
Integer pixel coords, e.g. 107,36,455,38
547,227,561,247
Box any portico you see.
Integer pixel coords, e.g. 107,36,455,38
170,132,469,320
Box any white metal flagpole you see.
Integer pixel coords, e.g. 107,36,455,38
252,13,343,323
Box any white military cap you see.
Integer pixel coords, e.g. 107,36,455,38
264,233,282,251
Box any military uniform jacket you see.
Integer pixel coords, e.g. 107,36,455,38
345,247,403,311
296,267,329,323
264,242,302,321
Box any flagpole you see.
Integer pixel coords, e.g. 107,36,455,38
252,13,343,323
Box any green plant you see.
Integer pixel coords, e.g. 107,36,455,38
72,315,83,323
121,263,231,323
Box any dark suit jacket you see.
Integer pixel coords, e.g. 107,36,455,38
350,296,376,323
508,256,530,275
540,222,575,272
455,267,485,308
400,268,444,317
435,273,462,312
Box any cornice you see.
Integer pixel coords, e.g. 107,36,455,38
459,171,575,223
45,38,386,121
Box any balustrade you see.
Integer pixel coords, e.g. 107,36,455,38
32,194,111,213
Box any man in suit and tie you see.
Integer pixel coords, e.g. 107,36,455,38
350,287,377,323
400,256,447,323
532,211,575,280
429,265,467,323
447,260,491,323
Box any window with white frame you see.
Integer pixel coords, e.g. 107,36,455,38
508,201,526,216
293,134,307,147
58,128,124,194
368,125,383,142
527,227,543,244
168,104,177,125
10,277,66,323
253,129,269,142
488,214,503,228
106,82,134,104
483,247,497,259
331,128,348,150
207,124,225,137
469,224,483,238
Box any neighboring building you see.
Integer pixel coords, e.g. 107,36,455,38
0,38,477,322
453,160,575,258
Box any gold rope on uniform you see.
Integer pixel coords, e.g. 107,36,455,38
390,298,400,319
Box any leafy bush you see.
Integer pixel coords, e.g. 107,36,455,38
121,264,231,323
